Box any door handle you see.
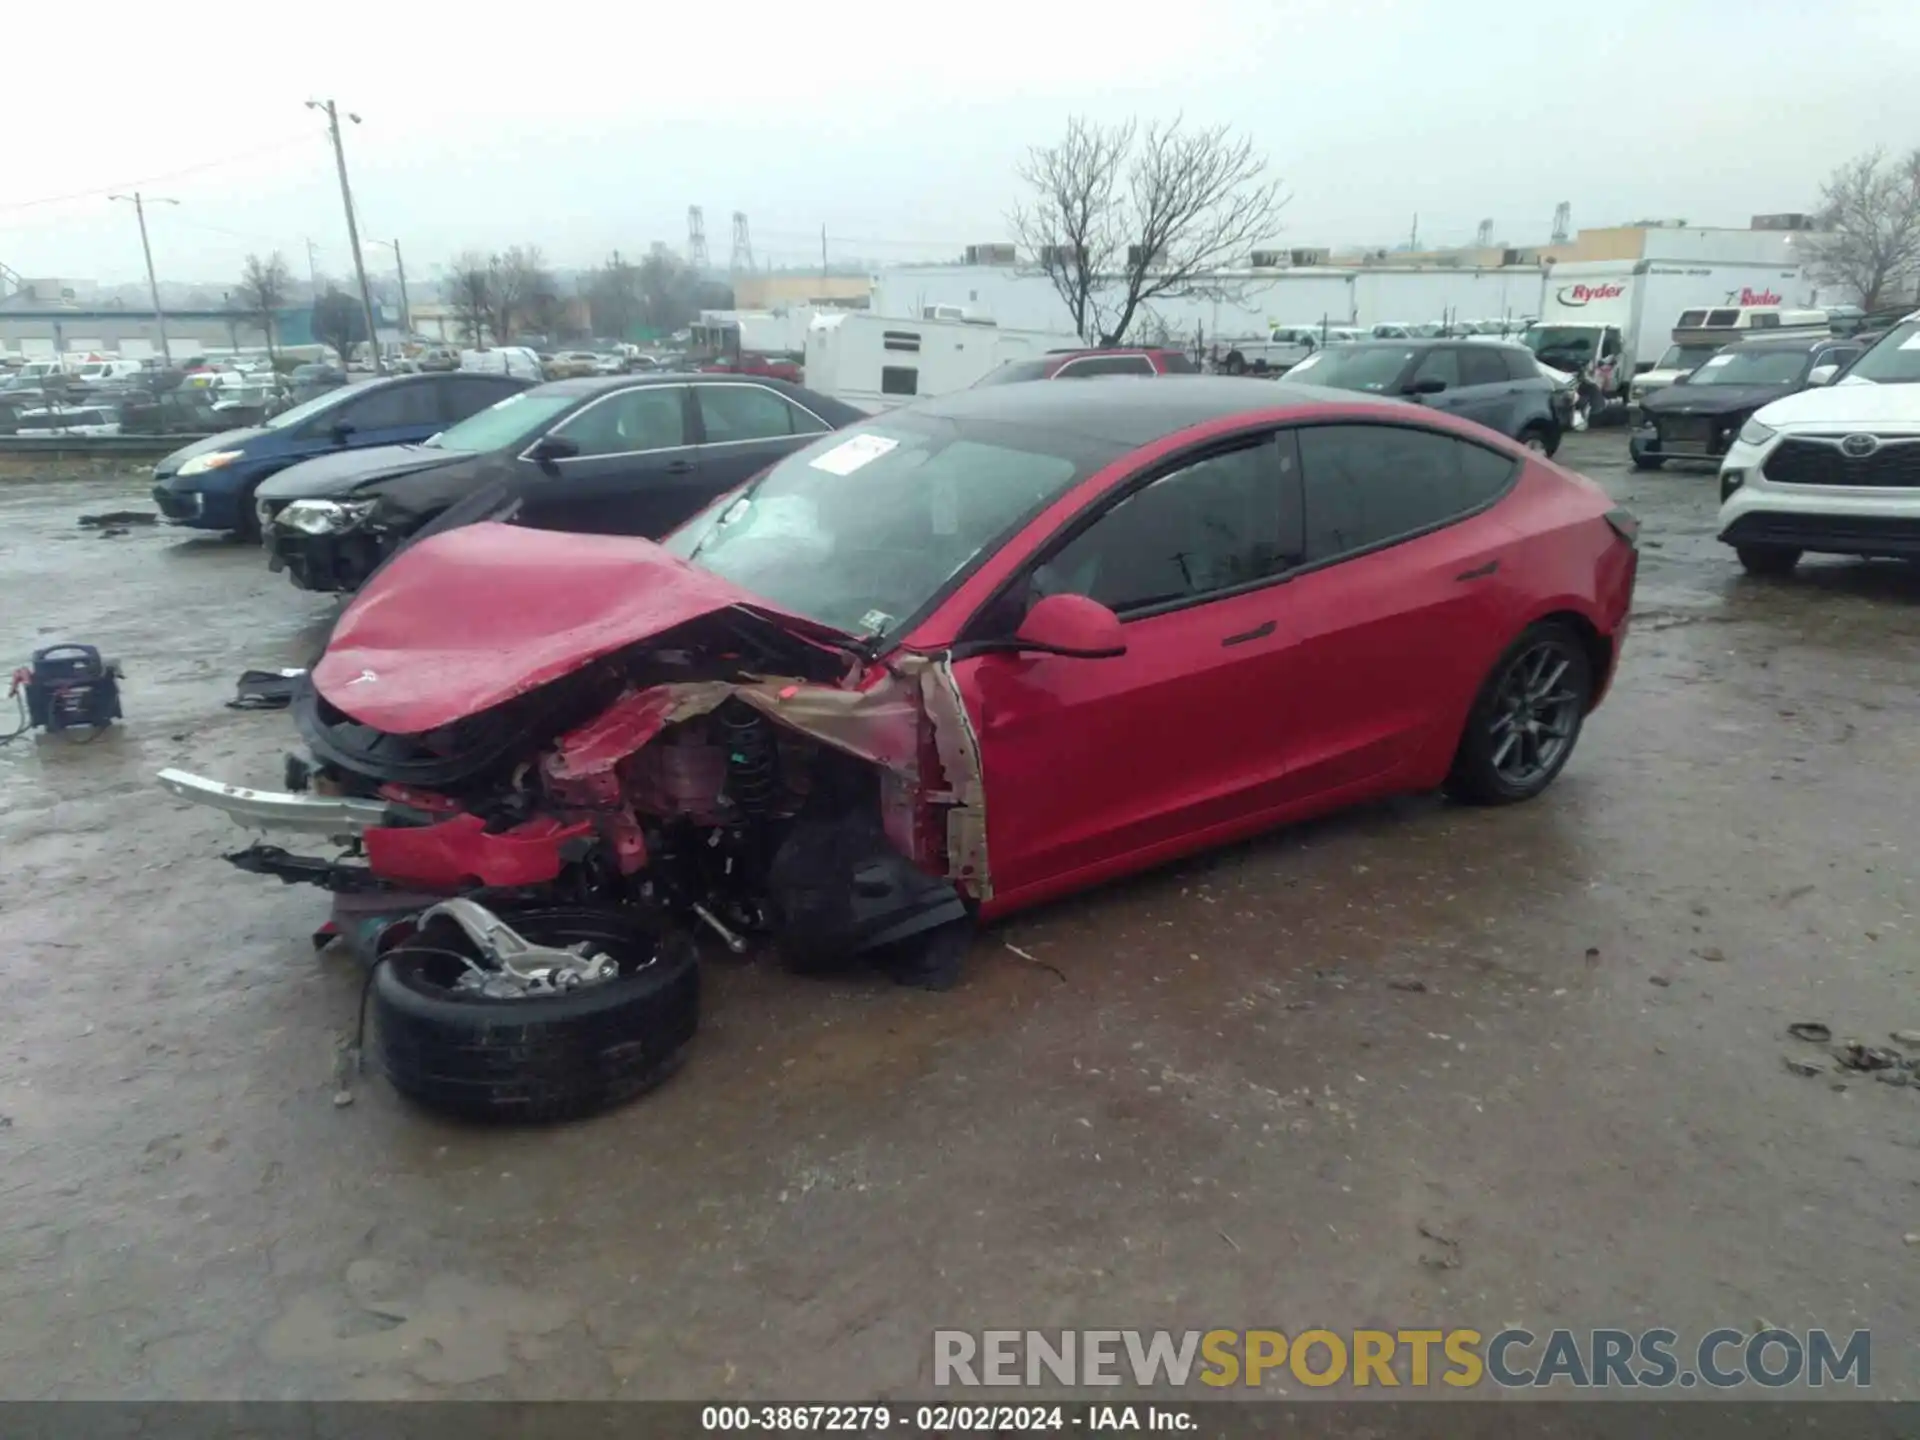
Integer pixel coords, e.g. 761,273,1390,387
663,459,695,475
1454,560,1500,582
1221,619,1276,647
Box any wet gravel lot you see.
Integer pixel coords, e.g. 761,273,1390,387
2,433,1918,1400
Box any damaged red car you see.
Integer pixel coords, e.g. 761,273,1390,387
160,378,1637,1121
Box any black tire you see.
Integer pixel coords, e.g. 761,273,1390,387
1630,445,1665,471
1444,622,1594,806
372,904,698,1124
1518,423,1556,458
1736,544,1801,577
1224,351,1247,376
233,481,264,543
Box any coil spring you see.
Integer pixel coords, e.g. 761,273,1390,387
718,701,778,818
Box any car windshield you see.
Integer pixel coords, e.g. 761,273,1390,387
263,385,356,430
665,412,1117,640
1283,346,1415,392
1686,349,1812,386
426,391,579,451
1843,321,1920,384
1523,326,1598,362
1657,344,1723,371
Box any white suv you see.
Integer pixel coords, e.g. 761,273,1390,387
1716,311,1920,575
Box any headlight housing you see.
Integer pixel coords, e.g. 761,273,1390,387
278,499,376,536
177,449,244,477
1737,417,1777,448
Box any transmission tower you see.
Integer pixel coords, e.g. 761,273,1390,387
687,207,708,270
1475,218,1494,248
730,211,755,274
1550,202,1571,245
0,258,21,299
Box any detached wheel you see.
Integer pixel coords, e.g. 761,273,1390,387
1737,544,1801,577
372,905,698,1124
1445,623,1594,806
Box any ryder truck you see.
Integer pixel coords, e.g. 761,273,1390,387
1520,260,1818,410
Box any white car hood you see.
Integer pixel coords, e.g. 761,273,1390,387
1758,382,1920,429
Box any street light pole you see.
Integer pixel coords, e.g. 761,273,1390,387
108,191,178,365
306,99,383,375
370,238,411,337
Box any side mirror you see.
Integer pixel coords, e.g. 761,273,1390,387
331,420,357,442
1011,593,1127,659
1807,363,1839,387
1406,376,1447,395
528,434,580,465
1670,372,1689,386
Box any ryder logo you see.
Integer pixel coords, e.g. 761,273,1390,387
1730,287,1783,306
1557,282,1625,306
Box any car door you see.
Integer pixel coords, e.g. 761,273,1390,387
514,383,699,537
691,381,833,501
1451,344,1523,433
330,379,444,451
957,432,1306,901
1268,421,1522,802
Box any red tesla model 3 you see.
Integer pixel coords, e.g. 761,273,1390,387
169,377,1637,988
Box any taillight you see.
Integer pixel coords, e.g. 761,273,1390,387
1604,508,1640,549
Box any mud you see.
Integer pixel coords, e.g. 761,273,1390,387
2,436,1918,1399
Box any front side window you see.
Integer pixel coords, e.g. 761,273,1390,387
696,384,826,443
439,376,521,421
1034,437,1300,615
553,386,686,457
1412,348,1463,389
1297,424,1515,563
1459,346,1510,387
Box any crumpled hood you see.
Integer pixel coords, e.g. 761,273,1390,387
255,443,459,502
312,522,854,733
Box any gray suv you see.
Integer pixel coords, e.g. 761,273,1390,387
1282,340,1565,455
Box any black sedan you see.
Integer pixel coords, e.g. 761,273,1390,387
255,373,866,592
1630,334,1866,471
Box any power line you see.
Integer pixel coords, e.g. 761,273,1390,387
0,134,317,213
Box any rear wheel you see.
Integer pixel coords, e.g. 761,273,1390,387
1736,544,1801,577
1630,447,1665,471
1224,350,1247,376
1445,623,1594,806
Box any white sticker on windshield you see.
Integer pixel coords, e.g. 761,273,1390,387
859,609,894,634
809,433,899,475
1902,332,1920,351
1701,354,1735,367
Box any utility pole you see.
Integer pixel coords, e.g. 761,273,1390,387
371,237,411,337
307,98,383,374
108,191,178,365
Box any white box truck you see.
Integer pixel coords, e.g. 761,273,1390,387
1521,260,1818,412
805,312,1082,413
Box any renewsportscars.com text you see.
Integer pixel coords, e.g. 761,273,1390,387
933,1328,1871,1390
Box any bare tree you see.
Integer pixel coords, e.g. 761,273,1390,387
585,251,643,340
486,245,556,345
235,252,291,362
443,251,490,347
1009,116,1286,344
1806,148,1920,310
310,287,366,364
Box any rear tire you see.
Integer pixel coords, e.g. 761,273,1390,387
1224,351,1247,376
1630,446,1665,471
1444,622,1594,807
1736,544,1801,577
372,904,699,1124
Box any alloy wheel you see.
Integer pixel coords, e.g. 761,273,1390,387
1487,640,1583,788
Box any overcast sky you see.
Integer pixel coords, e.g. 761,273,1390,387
6,0,1917,290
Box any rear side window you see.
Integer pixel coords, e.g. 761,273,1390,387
696,383,826,443
440,376,520,421
340,382,442,430
1499,348,1541,382
1036,435,1300,614
1055,354,1156,378
1296,424,1516,563
1458,347,1510,387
